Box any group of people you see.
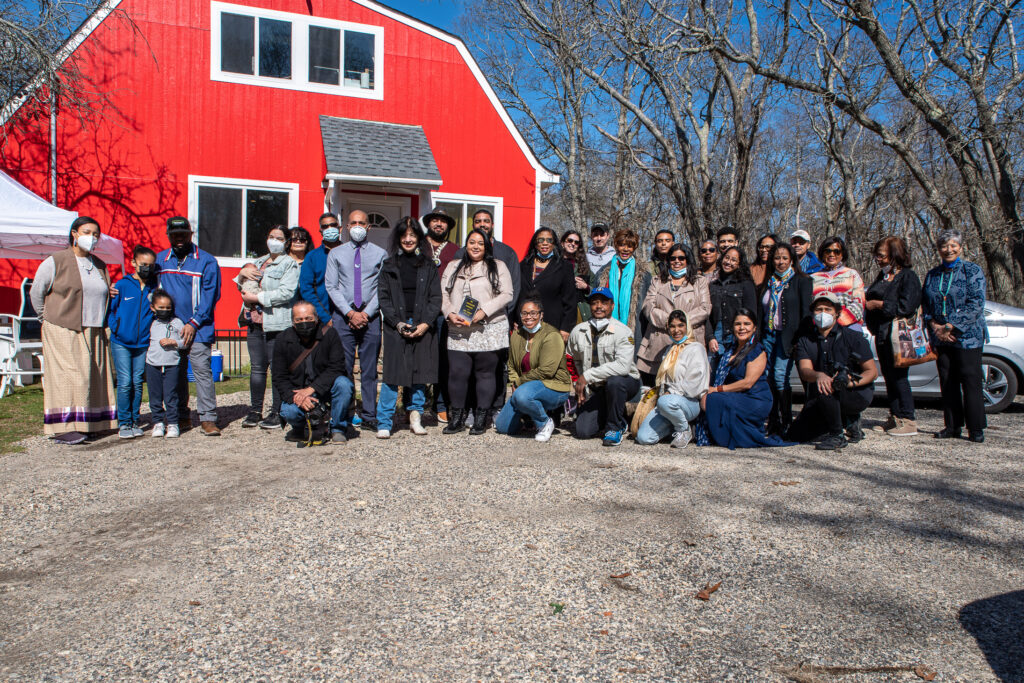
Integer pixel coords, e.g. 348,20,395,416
29,209,989,450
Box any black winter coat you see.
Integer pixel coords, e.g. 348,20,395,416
760,274,813,355
864,268,922,343
710,273,759,338
378,254,442,385
272,325,346,400
519,255,577,333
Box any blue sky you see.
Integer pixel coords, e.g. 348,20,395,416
382,0,462,31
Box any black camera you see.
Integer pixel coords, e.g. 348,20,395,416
828,361,861,389
296,399,331,448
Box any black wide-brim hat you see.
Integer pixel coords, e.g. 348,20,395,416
422,207,456,230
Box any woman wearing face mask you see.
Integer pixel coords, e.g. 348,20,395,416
375,217,442,438
441,229,514,434
29,216,117,444
865,236,922,436
238,225,300,429
519,227,576,342
759,243,812,435
696,309,792,450
636,310,710,448
922,229,988,443
708,247,758,356
636,244,711,385
286,226,312,266
594,228,648,350
811,237,865,330
495,296,572,442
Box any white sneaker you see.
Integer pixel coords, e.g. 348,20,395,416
535,418,556,442
165,424,180,439
670,429,692,449
151,423,166,438
377,429,391,439
409,410,427,435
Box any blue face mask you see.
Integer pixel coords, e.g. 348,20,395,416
775,267,793,279
524,321,542,334
322,227,340,243
617,255,633,266
670,267,687,278
943,256,961,269
673,335,688,345
536,249,554,260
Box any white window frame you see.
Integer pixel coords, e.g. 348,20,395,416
210,1,384,100
188,175,300,268
429,192,505,242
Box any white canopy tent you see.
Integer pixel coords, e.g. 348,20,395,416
0,169,124,268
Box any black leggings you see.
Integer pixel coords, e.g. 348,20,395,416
448,350,500,411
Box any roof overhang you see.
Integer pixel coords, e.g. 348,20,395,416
324,173,442,188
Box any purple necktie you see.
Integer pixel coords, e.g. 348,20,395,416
353,245,363,309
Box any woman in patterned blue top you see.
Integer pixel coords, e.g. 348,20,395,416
921,229,988,443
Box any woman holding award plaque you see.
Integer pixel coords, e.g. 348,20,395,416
441,229,515,435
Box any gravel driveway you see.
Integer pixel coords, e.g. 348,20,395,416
1,392,1022,681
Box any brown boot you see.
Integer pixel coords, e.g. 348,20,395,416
887,417,918,437
200,421,221,436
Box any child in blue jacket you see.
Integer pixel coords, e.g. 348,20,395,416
107,246,157,438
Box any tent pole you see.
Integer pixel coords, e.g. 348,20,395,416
50,84,57,206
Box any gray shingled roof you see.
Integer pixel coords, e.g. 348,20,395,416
320,116,442,183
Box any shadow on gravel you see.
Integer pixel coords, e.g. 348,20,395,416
959,590,1024,682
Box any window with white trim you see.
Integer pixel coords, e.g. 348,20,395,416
189,176,299,263
211,1,383,99
430,193,504,246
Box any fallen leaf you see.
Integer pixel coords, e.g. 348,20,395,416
602,611,613,617
694,581,722,601
599,629,609,635
188,600,201,606
610,572,632,579
772,480,801,486
915,665,937,681
524,543,538,550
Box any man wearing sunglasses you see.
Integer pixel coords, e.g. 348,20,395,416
790,229,824,275
299,212,345,325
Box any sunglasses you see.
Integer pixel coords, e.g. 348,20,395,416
823,248,843,255
668,256,687,263
292,237,309,242
563,238,581,245
699,247,717,254
536,237,555,243
321,222,339,229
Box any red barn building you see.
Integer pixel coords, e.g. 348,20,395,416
0,0,558,327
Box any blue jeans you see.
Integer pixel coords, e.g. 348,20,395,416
377,383,426,431
495,381,568,434
636,394,702,444
279,375,355,433
761,330,795,392
112,342,147,427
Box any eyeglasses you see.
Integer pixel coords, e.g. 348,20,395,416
758,244,775,251
823,248,843,255
699,248,717,254
520,311,542,318
668,256,687,263
321,222,339,229
536,237,555,243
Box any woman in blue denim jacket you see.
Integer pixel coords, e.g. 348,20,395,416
921,229,988,442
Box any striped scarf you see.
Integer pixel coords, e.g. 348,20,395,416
767,268,794,331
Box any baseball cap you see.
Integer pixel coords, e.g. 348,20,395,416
811,292,842,308
588,287,614,301
167,216,192,234
590,223,609,235
790,229,811,242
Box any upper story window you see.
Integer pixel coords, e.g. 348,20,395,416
211,2,383,99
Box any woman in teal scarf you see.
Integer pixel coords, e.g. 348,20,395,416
595,228,648,351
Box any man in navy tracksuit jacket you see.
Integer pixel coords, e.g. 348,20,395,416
299,212,343,323
156,217,222,435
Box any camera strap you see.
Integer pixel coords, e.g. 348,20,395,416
289,339,321,374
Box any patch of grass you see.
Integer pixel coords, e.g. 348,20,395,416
0,369,252,455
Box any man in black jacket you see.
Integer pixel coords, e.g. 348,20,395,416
272,301,354,444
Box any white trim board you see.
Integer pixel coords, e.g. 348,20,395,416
430,191,504,242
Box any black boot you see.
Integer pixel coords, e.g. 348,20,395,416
443,409,466,434
469,409,487,435
780,387,794,434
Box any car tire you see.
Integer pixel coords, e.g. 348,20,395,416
982,356,1018,414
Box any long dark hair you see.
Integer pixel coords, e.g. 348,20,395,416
755,233,780,266
389,216,429,266
719,246,752,283
287,226,312,257
68,216,100,244
656,243,697,285
523,226,561,265
560,229,589,277
728,307,760,367
767,243,809,279
447,228,502,296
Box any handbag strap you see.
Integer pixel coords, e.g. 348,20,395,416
288,338,321,373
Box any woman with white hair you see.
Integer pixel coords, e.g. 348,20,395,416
921,229,987,443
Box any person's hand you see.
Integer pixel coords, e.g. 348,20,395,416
708,338,719,354
575,276,589,290
238,264,260,280
240,291,260,305
816,371,834,396
865,299,883,311
109,283,118,299
181,323,196,347
575,375,588,402
410,323,430,338
299,395,318,412
471,309,486,325
293,387,316,408
159,337,177,349
347,311,368,329
560,330,570,343
448,313,468,327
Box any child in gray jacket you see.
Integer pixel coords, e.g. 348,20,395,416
146,289,186,437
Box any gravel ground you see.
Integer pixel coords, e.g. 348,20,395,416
1,391,1022,682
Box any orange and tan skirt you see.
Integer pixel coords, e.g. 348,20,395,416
42,321,116,435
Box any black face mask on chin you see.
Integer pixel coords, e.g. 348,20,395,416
171,241,192,258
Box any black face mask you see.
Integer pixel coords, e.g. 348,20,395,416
153,309,173,322
136,264,154,281
294,321,318,338
171,241,192,258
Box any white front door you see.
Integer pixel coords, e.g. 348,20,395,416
340,192,412,249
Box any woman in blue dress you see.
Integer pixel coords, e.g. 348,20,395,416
698,307,793,450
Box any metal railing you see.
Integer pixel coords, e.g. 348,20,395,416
214,329,248,377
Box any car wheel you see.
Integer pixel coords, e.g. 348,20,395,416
982,356,1017,414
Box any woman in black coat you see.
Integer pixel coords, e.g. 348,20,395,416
759,243,813,434
708,246,758,355
376,217,442,437
865,235,922,436
519,227,577,341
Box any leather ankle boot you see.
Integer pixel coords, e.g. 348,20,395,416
443,409,466,434
469,409,487,435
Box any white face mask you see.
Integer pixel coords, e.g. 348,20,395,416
349,226,367,243
76,234,97,253
814,311,836,329
590,318,610,332
266,238,286,255
524,322,542,334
